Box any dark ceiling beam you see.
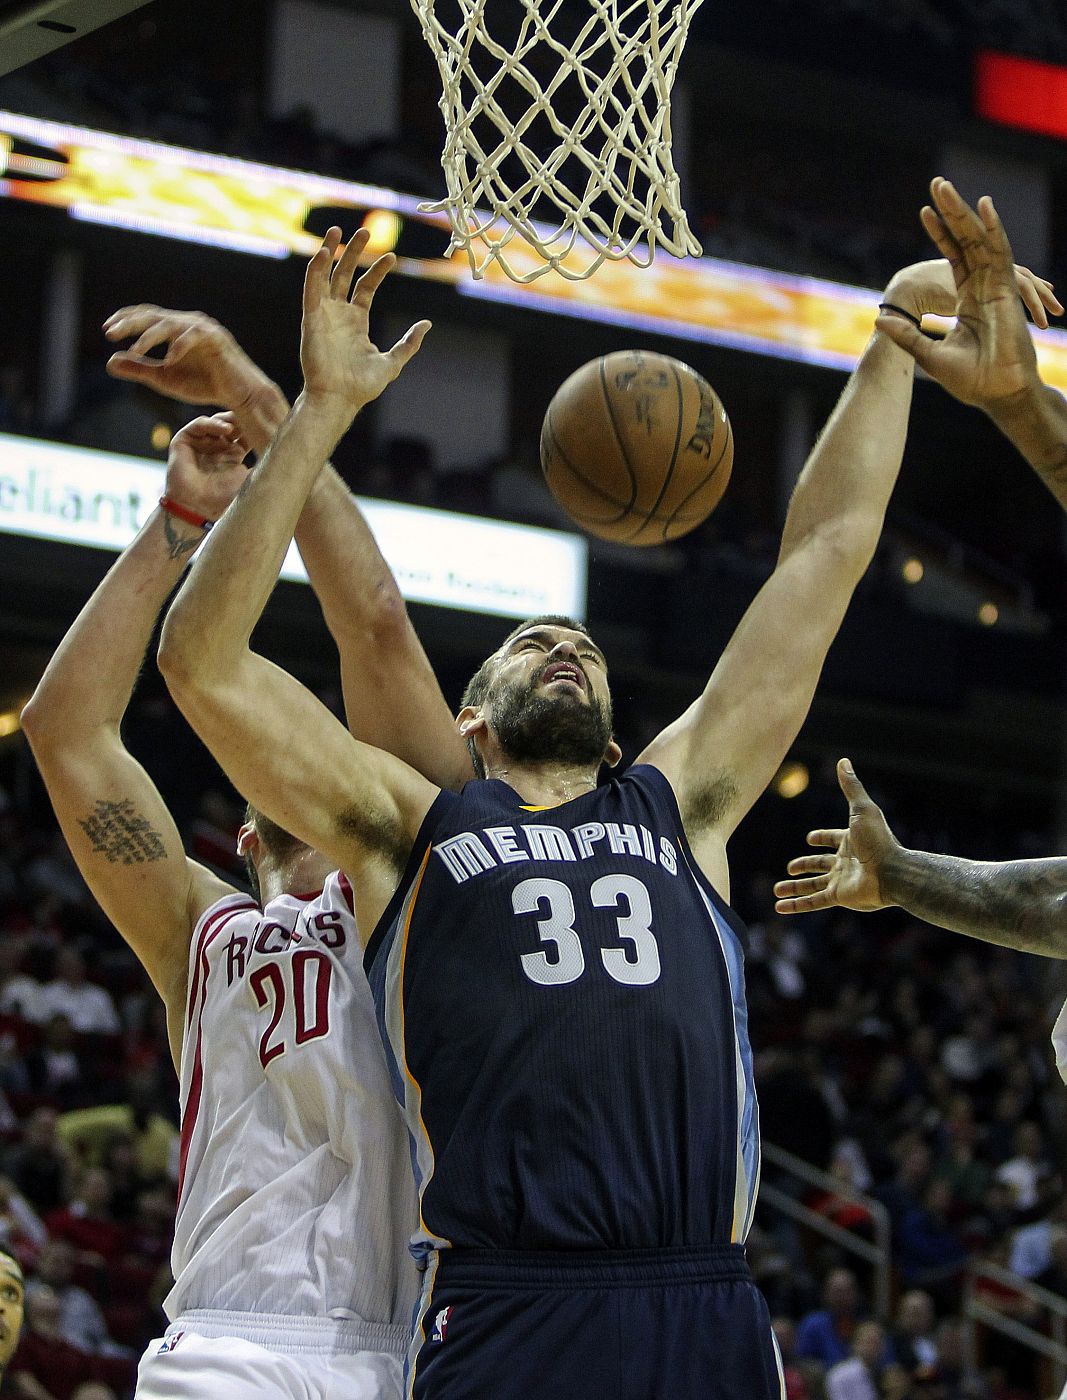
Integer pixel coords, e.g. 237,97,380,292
0,0,153,76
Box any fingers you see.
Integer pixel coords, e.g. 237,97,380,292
352,251,397,307
330,228,371,302
805,828,847,850
835,756,873,806
179,413,242,440
875,311,942,375
772,880,835,916
1013,266,1063,327
976,193,1016,267
386,318,432,372
785,854,836,877
106,353,163,386
919,205,963,280
103,304,169,340
304,227,342,315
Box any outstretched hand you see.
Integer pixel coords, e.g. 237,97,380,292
165,413,250,524
772,759,900,915
300,227,431,412
877,177,1063,408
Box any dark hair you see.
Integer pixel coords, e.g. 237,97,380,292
243,804,306,902
459,615,597,777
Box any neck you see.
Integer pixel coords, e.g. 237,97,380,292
259,848,337,904
483,756,600,807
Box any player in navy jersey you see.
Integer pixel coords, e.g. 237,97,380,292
157,223,1057,1397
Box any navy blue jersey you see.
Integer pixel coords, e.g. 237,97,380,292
364,764,759,1262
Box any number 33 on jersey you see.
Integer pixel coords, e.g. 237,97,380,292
364,765,761,1262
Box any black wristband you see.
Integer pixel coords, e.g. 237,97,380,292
878,301,923,331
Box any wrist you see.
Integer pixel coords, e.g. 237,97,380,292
983,374,1051,426
297,385,367,427
876,843,918,909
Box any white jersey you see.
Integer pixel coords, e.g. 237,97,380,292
167,874,419,1327
1053,997,1067,1086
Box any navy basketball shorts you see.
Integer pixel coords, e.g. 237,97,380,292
409,1245,785,1400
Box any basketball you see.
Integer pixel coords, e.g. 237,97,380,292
539,350,733,546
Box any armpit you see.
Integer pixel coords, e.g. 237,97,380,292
335,800,408,872
681,771,740,833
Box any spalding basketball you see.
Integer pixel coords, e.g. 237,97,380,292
539,350,733,545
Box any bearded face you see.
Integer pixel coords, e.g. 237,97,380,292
488,657,613,768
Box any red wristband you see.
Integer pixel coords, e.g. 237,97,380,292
159,495,213,530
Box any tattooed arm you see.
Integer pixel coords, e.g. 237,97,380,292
21,417,248,1064
986,383,1067,512
773,759,1067,956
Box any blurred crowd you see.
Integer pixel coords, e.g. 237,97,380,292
742,851,1067,1400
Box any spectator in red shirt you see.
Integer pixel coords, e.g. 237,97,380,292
44,1170,126,1268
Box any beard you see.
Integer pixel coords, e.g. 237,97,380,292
490,670,613,768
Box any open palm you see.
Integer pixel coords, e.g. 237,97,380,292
300,227,431,410
773,760,899,915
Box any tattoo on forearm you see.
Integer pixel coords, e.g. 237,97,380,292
78,799,168,864
162,511,202,561
884,853,1067,956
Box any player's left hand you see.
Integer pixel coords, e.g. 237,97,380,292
165,413,250,523
300,227,431,413
772,759,899,915
882,255,1060,328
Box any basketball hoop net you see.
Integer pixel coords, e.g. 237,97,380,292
409,0,706,284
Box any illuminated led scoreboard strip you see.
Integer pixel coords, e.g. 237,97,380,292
5,110,1067,386
0,434,587,621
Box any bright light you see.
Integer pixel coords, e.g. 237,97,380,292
0,432,586,620
978,602,999,626
150,424,172,451
0,710,21,738
902,557,924,584
361,209,402,256
775,761,810,799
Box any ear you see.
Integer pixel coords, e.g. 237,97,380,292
236,822,258,858
604,738,623,769
455,705,487,740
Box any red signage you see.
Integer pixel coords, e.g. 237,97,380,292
976,51,1067,142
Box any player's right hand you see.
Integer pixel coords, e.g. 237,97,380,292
300,227,431,414
773,759,899,915
876,177,1062,411
104,305,276,413
165,413,250,523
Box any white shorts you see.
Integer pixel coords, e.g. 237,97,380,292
136,1310,407,1400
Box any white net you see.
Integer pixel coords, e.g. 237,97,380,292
410,0,706,284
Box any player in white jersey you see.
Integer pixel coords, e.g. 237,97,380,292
22,258,469,1400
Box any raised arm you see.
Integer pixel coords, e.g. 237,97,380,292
639,257,1058,873
877,177,1067,511
20,416,249,1058
157,230,439,919
773,759,1067,957
104,296,474,790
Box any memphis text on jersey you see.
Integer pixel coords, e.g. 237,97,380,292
433,818,679,885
